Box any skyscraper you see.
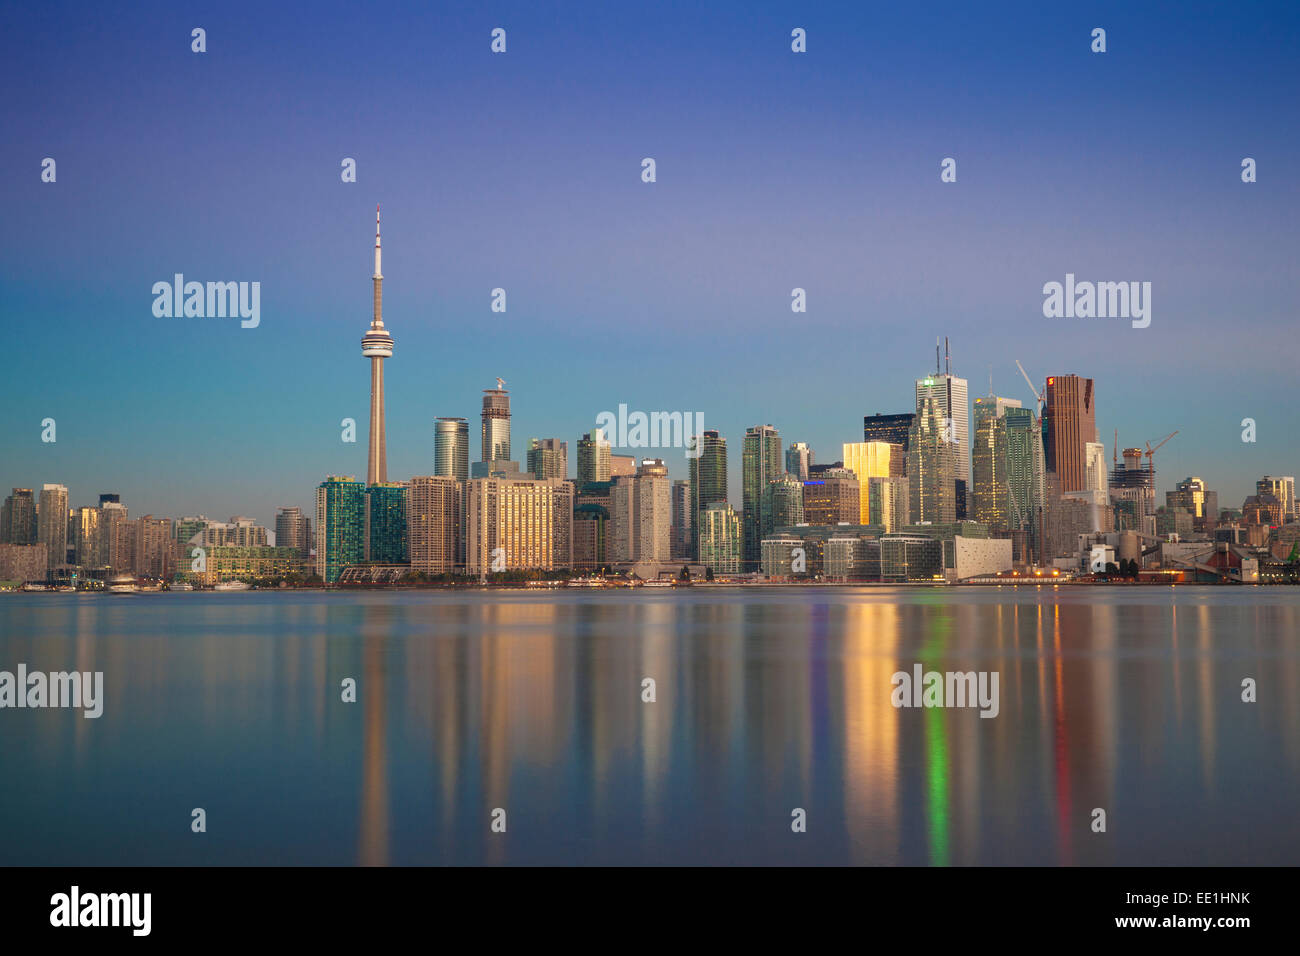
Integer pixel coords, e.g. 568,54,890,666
915,368,970,483
1042,374,1097,495
1004,408,1047,562
1,489,37,545
434,417,470,481
973,395,1023,434
971,415,1010,531
688,429,727,559
610,459,672,565
577,429,612,484
786,442,813,480
408,476,461,574
367,481,409,564
1258,476,1296,520
742,425,781,570
842,441,904,523
481,381,511,463
316,476,366,583
465,476,572,573
863,413,915,456
361,205,394,486
527,438,568,480
275,506,312,558
698,502,742,574
867,477,909,533
37,484,68,573
670,480,692,560
907,394,956,524
762,474,805,538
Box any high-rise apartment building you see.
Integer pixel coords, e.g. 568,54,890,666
480,382,512,463
577,429,612,484
688,429,727,559
698,502,742,574
367,482,408,563
761,474,805,539
610,459,672,565
670,480,692,560
37,484,68,573
275,507,312,558
527,438,568,481
407,476,461,574
785,442,813,481
434,417,470,481
136,516,173,579
71,506,101,568
316,476,367,583
742,425,781,570
2,489,38,545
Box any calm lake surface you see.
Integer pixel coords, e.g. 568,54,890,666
1,587,1297,866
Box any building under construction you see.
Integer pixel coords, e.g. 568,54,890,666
1110,447,1155,536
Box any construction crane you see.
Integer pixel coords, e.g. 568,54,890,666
1015,360,1044,410
1144,431,1178,469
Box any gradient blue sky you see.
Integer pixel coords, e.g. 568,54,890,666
3,0,1298,528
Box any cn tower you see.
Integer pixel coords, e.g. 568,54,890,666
361,204,394,485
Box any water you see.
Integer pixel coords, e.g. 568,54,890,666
1,587,1297,866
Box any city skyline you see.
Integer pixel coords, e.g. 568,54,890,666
4,1,1299,525
4,205,1292,530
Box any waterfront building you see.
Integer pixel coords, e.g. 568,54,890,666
688,429,728,559
610,459,671,564
465,476,573,573
316,476,367,583
37,484,68,574
407,476,460,574
742,425,782,570
697,502,741,574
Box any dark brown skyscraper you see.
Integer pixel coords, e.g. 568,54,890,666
1043,374,1096,493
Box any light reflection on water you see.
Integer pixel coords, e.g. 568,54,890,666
0,587,1297,865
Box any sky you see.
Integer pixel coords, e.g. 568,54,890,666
2,0,1298,530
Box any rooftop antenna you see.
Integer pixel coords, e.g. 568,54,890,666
495,377,506,390
935,337,940,375
945,336,950,376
